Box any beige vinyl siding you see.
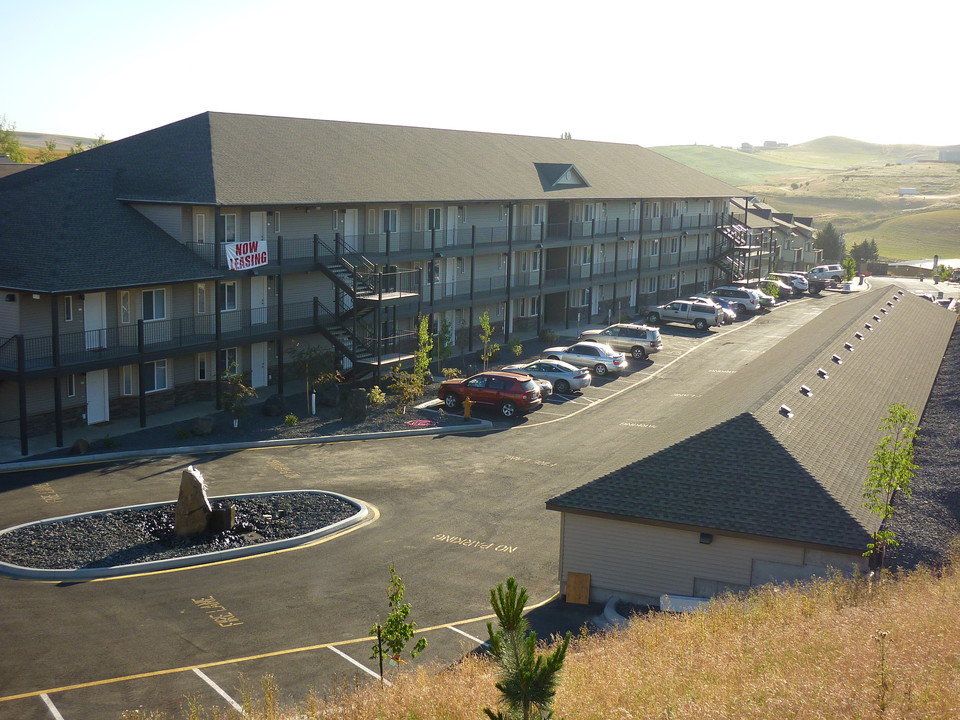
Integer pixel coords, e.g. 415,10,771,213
19,294,52,338
559,513,804,604
0,293,20,336
131,203,183,240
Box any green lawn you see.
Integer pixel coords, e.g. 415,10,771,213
844,208,960,261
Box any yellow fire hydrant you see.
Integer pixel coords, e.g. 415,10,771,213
462,396,474,420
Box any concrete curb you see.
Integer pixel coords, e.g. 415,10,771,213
0,418,493,473
0,490,370,581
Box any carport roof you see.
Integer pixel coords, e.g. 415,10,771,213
547,288,956,551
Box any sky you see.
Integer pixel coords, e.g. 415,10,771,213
4,0,957,148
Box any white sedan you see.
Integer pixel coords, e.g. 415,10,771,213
540,341,627,377
502,359,592,394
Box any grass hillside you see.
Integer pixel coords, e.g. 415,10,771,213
127,560,960,719
654,137,960,261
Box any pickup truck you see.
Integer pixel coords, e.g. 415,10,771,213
646,300,722,330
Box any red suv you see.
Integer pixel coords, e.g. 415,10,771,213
437,371,543,418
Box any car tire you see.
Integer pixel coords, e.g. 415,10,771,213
593,363,608,376
554,379,571,394
442,393,460,409
499,400,516,418
631,346,647,361
831,275,841,282
736,303,747,314
693,318,708,331
646,313,661,324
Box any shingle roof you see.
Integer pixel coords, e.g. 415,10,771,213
547,288,956,551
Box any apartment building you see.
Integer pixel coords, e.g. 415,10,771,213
0,112,744,454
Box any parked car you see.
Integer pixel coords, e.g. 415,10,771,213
807,264,844,281
540,341,627,376
646,299,722,330
502,359,592,394
689,295,736,324
708,286,762,314
769,271,810,294
437,371,543,418
760,276,796,298
578,323,662,360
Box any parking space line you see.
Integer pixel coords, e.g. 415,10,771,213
328,647,390,686
447,625,486,645
193,668,244,714
40,694,65,720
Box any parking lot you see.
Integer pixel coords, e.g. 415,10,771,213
0,281,919,719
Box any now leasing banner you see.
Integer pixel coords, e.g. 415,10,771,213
224,241,268,271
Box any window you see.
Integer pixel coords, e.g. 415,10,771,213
669,237,679,253
533,204,545,226
413,207,423,233
427,208,441,231
573,288,590,306
583,204,595,223
120,290,131,324
197,353,210,381
574,246,592,266
515,296,540,317
644,276,658,293
273,211,280,234
644,202,661,219
367,209,377,234
224,213,237,242
427,260,441,284
668,274,678,289
196,283,207,314
122,365,134,395
144,359,168,393
531,250,540,271
63,296,73,322
647,239,660,256
220,347,239,375
142,288,166,321
220,281,237,311
382,209,398,234
500,204,510,222
194,213,206,242
66,374,76,398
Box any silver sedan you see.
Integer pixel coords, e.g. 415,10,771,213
501,359,592,394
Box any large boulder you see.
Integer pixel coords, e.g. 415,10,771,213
175,466,212,536
340,387,369,423
315,379,341,407
190,416,215,436
70,438,89,455
261,393,286,417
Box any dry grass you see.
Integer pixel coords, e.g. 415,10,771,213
134,560,960,719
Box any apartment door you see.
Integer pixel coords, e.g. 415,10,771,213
84,292,107,349
250,342,268,388
250,276,268,325
250,211,267,243
343,209,358,246
86,368,109,424
445,206,458,247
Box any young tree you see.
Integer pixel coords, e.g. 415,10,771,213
220,365,257,425
369,565,427,683
842,256,857,281
862,403,919,569
37,139,59,164
286,341,337,411
387,367,425,416
479,310,500,371
484,577,571,720
414,314,433,382
434,317,454,373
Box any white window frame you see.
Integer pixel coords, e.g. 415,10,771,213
273,211,281,234
220,281,237,312
142,288,166,322
669,237,679,254
644,201,661,219
66,374,76,398
196,283,207,314
194,213,206,243
532,250,541,271
413,207,423,233
382,209,398,234
120,290,131,324
223,213,237,242
63,295,73,322
122,365,134,395
427,207,442,231
144,359,168,393
427,260,441,285
221,347,239,376
668,274,678,289
367,209,377,234
573,288,590,307
648,239,660,257
197,353,211,381
583,204,595,223
533,204,546,226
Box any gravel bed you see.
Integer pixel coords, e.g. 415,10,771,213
0,492,357,570
888,321,960,570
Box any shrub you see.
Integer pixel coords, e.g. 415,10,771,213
510,341,523,359
442,367,463,379
539,328,558,344
284,413,299,426
367,386,387,406
175,427,190,440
